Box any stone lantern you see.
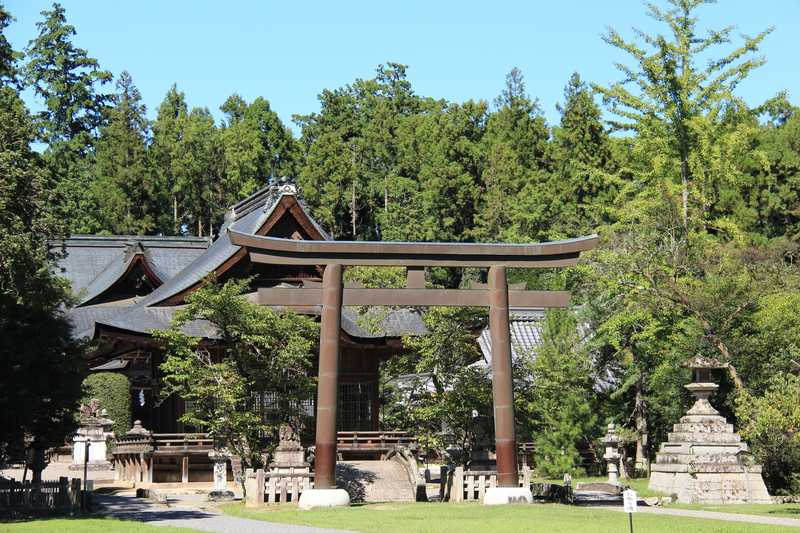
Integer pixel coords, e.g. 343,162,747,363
208,445,235,501
602,423,622,485
648,355,772,503
71,404,115,471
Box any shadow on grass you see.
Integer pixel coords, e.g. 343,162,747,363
336,463,378,504
766,507,800,516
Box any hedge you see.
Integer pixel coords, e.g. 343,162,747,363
82,372,131,438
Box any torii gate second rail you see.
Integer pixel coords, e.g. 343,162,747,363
228,230,598,506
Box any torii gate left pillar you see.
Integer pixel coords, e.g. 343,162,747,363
299,263,351,509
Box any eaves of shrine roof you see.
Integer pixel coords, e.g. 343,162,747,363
93,303,382,341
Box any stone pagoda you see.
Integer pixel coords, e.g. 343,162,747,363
649,355,771,504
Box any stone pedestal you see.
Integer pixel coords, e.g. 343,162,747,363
208,449,235,501
71,412,114,471
270,424,310,475
649,356,771,504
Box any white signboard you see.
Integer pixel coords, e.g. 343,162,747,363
623,489,638,513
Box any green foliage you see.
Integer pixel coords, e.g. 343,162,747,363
527,310,597,477
0,51,84,465
593,0,772,229
389,307,490,464
24,2,112,234
81,372,131,438
91,71,154,234
154,278,318,479
737,374,800,494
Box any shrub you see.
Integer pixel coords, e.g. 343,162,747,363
737,374,800,495
82,372,131,438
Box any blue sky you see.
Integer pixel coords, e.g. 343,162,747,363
5,0,800,132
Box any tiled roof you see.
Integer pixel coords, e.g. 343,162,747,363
477,308,546,368
53,236,209,305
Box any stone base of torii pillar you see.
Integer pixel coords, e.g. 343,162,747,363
298,488,351,510
483,487,534,505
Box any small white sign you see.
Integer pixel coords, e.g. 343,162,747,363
623,489,638,513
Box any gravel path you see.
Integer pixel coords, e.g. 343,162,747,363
601,504,800,528
95,493,354,533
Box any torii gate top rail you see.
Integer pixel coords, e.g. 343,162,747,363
228,230,598,267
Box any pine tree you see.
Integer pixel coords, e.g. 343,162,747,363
24,2,112,233
548,72,616,238
92,71,154,234
530,310,596,477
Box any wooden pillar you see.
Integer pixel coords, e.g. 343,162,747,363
488,265,519,488
314,263,343,489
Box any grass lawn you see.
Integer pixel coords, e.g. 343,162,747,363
222,501,800,533
669,503,800,519
0,517,198,533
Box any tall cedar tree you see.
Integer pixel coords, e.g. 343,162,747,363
219,94,297,208
0,9,83,467
24,2,112,234
150,85,189,234
550,72,616,238
92,71,154,234
475,68,550,243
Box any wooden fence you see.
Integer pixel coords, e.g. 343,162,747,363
447,466,531,502
0,477,81,515
244,469,314,506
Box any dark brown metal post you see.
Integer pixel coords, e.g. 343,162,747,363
489,265,519,487
314,263,343,489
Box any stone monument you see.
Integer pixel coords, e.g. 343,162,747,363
71,401,115,471
648,356,771,504
270,424,309,474
208,446,235,501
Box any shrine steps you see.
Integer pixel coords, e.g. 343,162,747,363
337,460,416,503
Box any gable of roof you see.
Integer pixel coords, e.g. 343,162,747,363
53,236,210,306
142,184,328,307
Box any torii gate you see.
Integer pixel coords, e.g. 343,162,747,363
229,230,598,507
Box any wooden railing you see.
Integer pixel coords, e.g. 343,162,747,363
0,477,81,515
336,431,415,455
245,469,313,506
447,466,531,502
151,433,214,455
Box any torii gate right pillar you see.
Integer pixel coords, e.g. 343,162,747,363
485,265,532,504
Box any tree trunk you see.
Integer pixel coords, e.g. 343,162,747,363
634,378,649,475
681,154,689,229
173,196,178,234
351,179,357,237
